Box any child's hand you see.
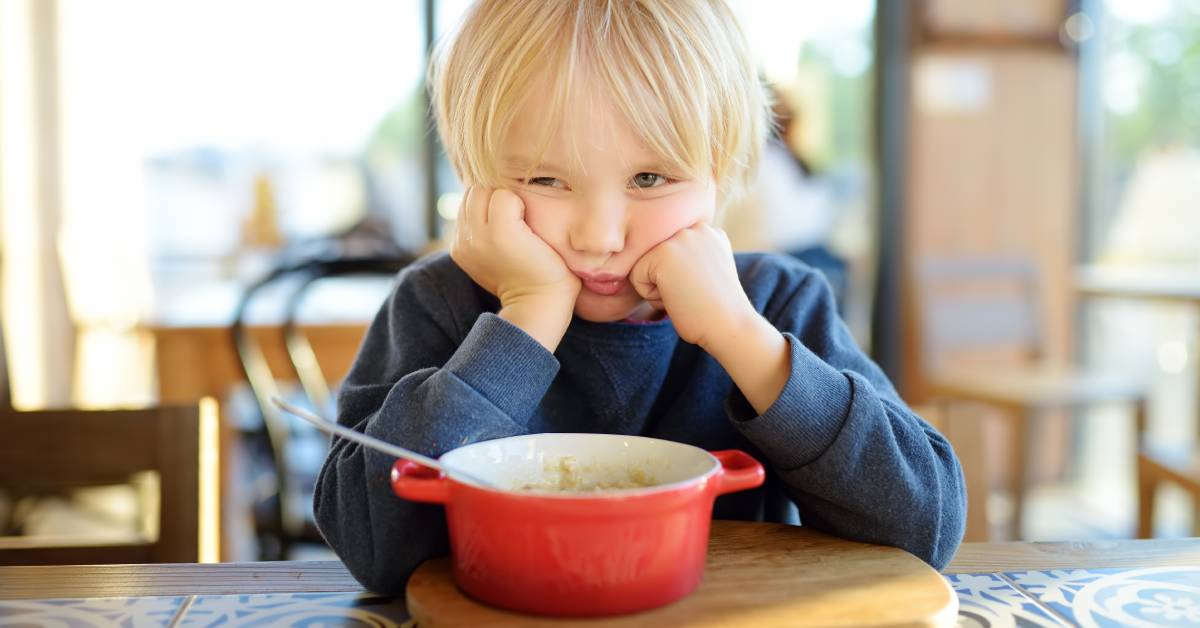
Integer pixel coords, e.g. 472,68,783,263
629,223,755,350
450,187,580,350
632,223,791,415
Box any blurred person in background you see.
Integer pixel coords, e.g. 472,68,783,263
750,83,846,312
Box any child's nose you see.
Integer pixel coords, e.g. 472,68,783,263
569,202,626,255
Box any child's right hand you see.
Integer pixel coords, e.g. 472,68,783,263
450,187,580,351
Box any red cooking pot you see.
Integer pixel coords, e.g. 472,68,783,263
391,433,764,617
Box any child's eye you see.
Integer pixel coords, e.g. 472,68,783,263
525,177,566,189
630,172,673,189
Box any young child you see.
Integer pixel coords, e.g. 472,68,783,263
315,0,966,593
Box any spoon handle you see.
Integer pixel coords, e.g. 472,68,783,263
270,396,498,490
270,396,444,469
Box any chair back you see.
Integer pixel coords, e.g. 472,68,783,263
915,256,1045,374
0,405,201,565
282,256,413,413
232,253,411,558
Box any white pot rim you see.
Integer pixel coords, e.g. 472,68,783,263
438,433,721,499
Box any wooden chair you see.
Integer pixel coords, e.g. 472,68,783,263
0,405,201,565
916,257,1149,540
1137,432,1200,538
232,254,410,560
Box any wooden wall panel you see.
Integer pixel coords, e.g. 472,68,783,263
921,0,1068,39
902,49,1078,400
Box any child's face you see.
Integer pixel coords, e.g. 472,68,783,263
500,81,717,323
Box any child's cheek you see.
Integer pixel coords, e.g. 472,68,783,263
629,209,688,249
630,192,717,249
514,191,569,248
686,185,719,225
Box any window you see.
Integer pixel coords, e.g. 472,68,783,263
52,1,429,405
1080,0,1200,537
57,0,429,280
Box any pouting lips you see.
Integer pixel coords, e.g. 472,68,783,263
581,278,625,296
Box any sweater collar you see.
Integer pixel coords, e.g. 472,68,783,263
564,314,678,345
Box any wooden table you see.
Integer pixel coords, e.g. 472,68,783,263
945,537,1200,626
1076,265,1200,306
150,322,366,404
3,527,1198,627
146,272,393,403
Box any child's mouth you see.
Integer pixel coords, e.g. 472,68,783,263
574,270,627,296
581,278,625,296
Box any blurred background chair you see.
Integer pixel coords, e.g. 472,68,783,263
1076,266,1200,538
1137,421,1200,538
232,253,413,560
0,405,201,565
916,256,1149,541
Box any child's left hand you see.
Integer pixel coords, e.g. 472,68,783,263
630,223,755,350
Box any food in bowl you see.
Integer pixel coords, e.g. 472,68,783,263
516,456,658,492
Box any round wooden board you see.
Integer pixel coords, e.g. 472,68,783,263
406,520,958,627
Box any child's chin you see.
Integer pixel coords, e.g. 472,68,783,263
573,295,644,323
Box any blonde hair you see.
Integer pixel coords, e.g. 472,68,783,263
428,0,768,213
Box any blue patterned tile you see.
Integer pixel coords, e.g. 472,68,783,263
0,595,186,627
1007,566,1200,627
177,591,409,627
946,572,1066,627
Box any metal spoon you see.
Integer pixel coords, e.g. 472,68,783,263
270,396,499,490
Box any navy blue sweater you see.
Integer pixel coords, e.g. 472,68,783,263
315,251,966,593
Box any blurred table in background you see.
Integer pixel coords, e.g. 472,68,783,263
1076,264,1200,436
151,323,366,404
145,276,386,403
1077,265,1200,305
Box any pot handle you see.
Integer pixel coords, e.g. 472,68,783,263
391,460,451,504
710,449,765,496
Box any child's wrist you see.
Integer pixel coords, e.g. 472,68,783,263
701,308,774,361
498,290,576,353
704,310,791,414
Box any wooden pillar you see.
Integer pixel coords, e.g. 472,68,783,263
901,0,1079,399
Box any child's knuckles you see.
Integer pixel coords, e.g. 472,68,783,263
488,189,523,219
631,278,648,297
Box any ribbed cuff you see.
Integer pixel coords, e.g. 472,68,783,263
728,333,852,469
443,313,560,423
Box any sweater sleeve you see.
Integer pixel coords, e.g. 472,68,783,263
313,261,559,593
726,261,967,569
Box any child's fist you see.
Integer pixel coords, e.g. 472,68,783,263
630,223,754,349
450,186,580,310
